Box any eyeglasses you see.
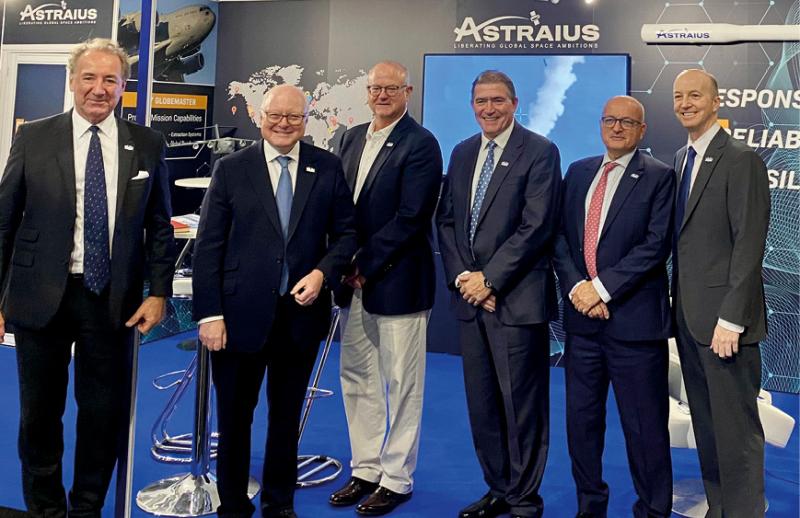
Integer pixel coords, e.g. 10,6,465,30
367,84,407,97
263,111,305,126
600,116,642,130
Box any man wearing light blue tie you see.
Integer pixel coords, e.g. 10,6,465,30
192,84,356,518
436,70,561,518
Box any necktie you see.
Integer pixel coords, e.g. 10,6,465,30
83,126,111,295
674,146,696,244
275,155,293,294
583,161,618,278
469,140,497,245
672,146,696,284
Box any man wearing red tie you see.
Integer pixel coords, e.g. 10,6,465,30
553,96,675,518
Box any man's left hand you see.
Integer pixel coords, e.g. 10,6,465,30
711,324,740,358
291,269,324,306
125,296,167,334
345,267,366,289
572,281,602,314
459,271,492,306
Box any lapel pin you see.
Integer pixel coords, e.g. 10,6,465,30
386,142,394,147
704,156,714,162
306,166,316,173
500,161,509,167
630,173,640,178
124,144,134,151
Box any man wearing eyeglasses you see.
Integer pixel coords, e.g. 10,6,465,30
552,96,675,518
192,84,357,518
436,70,561,518
328,61,442,516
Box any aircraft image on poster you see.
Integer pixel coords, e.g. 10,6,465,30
118,4,216,82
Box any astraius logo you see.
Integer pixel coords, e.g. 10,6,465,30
19,0,98,25
655,28,711,40
453,9,599,50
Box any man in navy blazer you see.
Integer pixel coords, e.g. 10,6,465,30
0,39,175,516
552,96,675,518
192,85,357,518
436,70,561,518
328,61,442,516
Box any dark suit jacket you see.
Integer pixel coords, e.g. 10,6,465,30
553,151,675,341
192,140,357,352
673,128,769,344
0,111,176,330
436,123,562,326
334,113,443,315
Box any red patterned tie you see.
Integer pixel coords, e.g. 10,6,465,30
584,161,618,278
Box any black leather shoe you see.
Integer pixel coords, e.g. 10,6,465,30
458,493,510,518
575,513,596,518
329,476,379,506
355,487,412,516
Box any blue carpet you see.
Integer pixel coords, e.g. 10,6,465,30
0,332,797,517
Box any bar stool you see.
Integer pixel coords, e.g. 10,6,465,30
296,306,344,487
136,277,258,516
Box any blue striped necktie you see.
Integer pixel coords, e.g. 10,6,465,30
83,125,111,294
469,140,497,245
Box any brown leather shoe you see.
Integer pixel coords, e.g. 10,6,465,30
329,476,379,507
355,487,412,516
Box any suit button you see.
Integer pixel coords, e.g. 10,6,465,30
271,288,277,294
276,258,282,264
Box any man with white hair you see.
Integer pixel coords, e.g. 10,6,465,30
192,84,357,518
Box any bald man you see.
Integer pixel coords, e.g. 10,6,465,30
329,61,442,516
553,96,675,518
671,69,770,518
193,84,357,518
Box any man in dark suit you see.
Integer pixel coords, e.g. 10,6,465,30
0,39,176,517
552,96,675,518
328,61,442,516
671,69,770,518
192,84,357,518
436,70,561,518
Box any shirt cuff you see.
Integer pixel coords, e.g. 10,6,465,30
198,315,224,324
592,277,612,303
717,318,744,334
454,270,471,288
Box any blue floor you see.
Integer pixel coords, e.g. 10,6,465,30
0,331,798,517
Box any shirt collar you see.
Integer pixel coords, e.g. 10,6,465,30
367,110,406,141
481,121,514,151
72,109,116,138
263,139,301,165
602,149,635,170
687,122,722,157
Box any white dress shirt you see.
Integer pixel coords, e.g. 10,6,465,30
572,151,635,303
70,110,119,274
352,112,404,202
263,139,300,194
469,121,514,206
679,123,744,333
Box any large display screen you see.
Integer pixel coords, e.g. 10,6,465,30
422,54,630,172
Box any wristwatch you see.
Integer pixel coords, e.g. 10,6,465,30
483,277,493,290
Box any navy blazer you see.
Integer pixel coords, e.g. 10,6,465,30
334,113,443,315
0,111,176,330
436,123,562,326
192,140,357,352
553,151,675,341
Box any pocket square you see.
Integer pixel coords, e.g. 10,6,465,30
131,170,150,181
